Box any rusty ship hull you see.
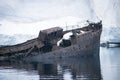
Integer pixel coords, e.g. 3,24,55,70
27,28,102,61
0,21,102,60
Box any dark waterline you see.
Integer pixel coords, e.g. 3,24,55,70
0,47,120,80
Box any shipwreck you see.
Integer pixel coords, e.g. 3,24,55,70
0,21,102,60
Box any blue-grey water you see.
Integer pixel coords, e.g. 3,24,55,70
0,47,120,80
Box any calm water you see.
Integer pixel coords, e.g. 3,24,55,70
0,47,120,80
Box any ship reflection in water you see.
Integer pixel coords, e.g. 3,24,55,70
0,56,101,80
0,47,120,80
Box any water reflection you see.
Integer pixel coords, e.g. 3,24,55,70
100,47,120,80
0,56,101,80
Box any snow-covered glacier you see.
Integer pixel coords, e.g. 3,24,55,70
0,34,35,45
0,0,120,45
